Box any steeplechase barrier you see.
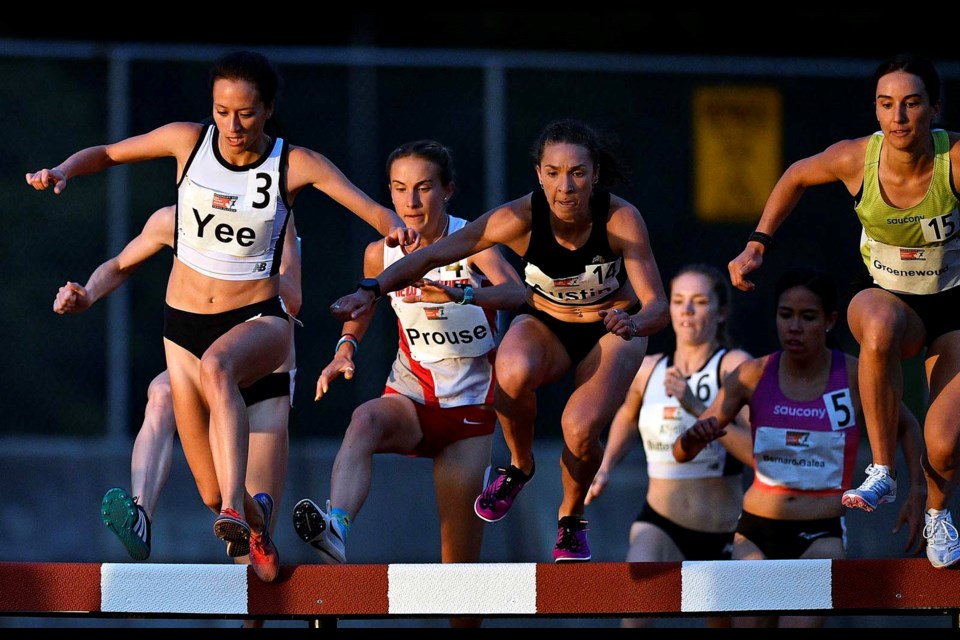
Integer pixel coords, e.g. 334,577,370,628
1,559,958,627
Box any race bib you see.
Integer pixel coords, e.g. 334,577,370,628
179,174,278,258
753,427,845,491
823,388,855,431
867,231,960,295
524,259,622,305
392,298,495,363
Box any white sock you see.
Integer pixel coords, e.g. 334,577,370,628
871,463,894,479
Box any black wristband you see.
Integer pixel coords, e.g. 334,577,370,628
748,231,774,251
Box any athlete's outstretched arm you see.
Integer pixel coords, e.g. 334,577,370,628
330,199,530,320
412,243,526,310
315,239,382,401
728,138,867,292
673,358,759,464
287,146,417,248
53,206,174,314
586,361,651,504
27,123,202,195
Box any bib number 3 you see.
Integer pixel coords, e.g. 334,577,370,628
249,171,277,210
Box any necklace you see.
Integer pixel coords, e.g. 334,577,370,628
428,215,450,244
401,216,449,256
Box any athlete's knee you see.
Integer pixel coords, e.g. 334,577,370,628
920,449,951,489
199,352,236,392
853,306,906,353
858,329,903,356
144,376,175,422
495,355,538,394
147,372,172,401
347,404,389,440
924,432,958,475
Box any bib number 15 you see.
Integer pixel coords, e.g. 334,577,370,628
922,210,959,243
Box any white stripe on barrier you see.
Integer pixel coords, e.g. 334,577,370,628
388,563,537,615
101,563,248,615
681,559,832,612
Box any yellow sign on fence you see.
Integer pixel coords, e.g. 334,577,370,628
693,86,782,222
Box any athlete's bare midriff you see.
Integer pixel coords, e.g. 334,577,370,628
647,475,743,532
743,486,845,521
526,282,638,323
165,258,280,314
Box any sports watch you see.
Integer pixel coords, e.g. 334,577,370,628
356,277,382,300
456,284,474,305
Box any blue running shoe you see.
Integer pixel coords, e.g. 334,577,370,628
842,464,897,512
101,487,151,561
253,492,274,535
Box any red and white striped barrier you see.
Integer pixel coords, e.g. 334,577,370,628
0,559,957,619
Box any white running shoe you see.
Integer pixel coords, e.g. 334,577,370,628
292,498,346,564
841,464,897,512
924,509,960,569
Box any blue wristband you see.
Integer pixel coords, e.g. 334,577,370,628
335,335,359,355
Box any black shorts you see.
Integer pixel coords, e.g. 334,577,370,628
517,302,641,366
163,297,288,359
736,510,845,560
890,287,960,347
852,266,960,347
635,502,734,561
241,371,293,407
